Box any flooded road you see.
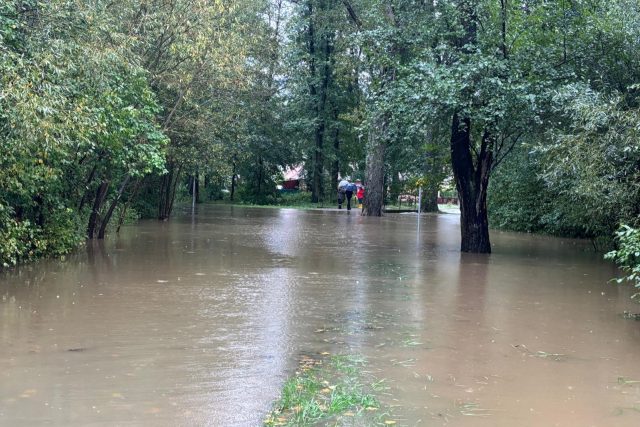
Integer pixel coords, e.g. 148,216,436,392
1,205,639,426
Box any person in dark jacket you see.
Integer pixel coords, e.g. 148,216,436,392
345,181,357,211
337,178,349,209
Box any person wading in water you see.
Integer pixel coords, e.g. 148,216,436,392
337,178,349,209
345,181,356,211
355,179,364,209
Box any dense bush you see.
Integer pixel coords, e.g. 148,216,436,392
605,225,640,299
275,191,313,206
488,147,610,238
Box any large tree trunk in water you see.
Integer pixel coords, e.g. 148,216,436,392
421,186,439,213
450,113,491,253
98,174,131,239
449,1,491,253
362,127,385,216
87,180,109,239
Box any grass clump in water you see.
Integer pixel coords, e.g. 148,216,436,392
264,354,392,426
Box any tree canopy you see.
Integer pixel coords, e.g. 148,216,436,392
1,0,639,266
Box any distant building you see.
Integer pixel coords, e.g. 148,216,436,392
282,165,305,191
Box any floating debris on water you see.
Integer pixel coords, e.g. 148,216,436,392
512,344,567,361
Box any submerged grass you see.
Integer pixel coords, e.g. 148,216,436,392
617,376,640,385
621,311,640,321
264,354,394,426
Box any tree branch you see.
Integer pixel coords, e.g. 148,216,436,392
342,0,362,28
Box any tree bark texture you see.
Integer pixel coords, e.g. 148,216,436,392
98,174,131,239
87,180,110,239
448,0,492,253
362,125,386,216
230,162,237,201
420,128,442,213
158,162,181,220
308,1,321,203
450,113,491,253
256,156,264,195
308,0,334,203
331,110,340,202
421,186,439,213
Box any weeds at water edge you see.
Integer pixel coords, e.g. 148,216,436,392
263,354,396,426
617,376,640,386
621,311,640,321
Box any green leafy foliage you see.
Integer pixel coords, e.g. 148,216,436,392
606,225,640,299
3,0,640,265
0,0,166,266
483,1,640,243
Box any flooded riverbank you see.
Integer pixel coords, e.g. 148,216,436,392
1,205,639,426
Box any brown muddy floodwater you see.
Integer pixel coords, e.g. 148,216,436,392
1,205,639,426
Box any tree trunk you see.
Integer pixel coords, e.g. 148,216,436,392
308,0,333,203
167,165,181,217
308,0,320,203
204,174,210,200
158,164,173,220
331,122,340,203
230,162,237,201
256,156,263,195
158,162,181,220
98,174,131,239
450,113,491,253
312,123,324,202
448,1,491,253
195,173,200,203
362,125,386,216
87,180,109,239
421,186,439,212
